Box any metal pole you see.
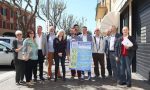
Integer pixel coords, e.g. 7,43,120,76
47,0,49,20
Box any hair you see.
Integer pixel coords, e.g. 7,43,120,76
94,28,100,33
37,25,42,29
56,29,66,40
26,30,35,38
15,30,22,35
73,24,79,27
82,26,87,29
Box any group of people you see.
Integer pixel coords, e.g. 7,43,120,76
12,24,137,88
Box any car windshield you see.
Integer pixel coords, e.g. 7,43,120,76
0,39,10,44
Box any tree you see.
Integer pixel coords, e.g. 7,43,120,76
38,0,66,28
59,14,76,35
12,0,39,35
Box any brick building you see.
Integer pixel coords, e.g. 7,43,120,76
0,1,36,36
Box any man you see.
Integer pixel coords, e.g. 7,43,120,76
47,26,61,79
78,26,92,80
107,25,121,82
35,26,47,81
115,26,137,87
67,28,80,80
92,28,106,78
105,29,112,77
73,24,81,35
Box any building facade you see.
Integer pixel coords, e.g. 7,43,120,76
0,2,36,36
96,0,150,80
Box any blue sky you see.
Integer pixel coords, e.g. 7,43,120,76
36,0,97,32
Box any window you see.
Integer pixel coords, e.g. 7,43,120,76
11,10,14,17
0,39,10,44
2,21,6,29
10,23,13,30
0,44,6,51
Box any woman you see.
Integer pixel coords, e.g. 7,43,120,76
12,30,25,85
23,30,38,86
53,29,67,82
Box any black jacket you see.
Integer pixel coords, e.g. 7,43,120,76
53,38,67,57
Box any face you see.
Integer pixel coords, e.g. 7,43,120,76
49,27,55,33
70,29,76,35
82,27,87,35
29,31,34,38
95,29,100,36
111,26,116,34
74,26,79,31
122,27,129,36
107,30,111,36
16,33,22,39
59,31,64,37
37,26,42,34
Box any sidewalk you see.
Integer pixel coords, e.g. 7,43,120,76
0,62,150,90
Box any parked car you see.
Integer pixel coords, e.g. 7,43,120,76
0,36,16,45
0,41,14,67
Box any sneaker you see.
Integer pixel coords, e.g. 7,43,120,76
119,82,127,85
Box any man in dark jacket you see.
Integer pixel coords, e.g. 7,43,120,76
115,26,138,87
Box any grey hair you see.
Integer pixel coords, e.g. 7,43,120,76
56,29,66,40
15,30,22,35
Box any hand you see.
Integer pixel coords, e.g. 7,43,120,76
124,45,129,49
15,49,20,52
58,53,63,57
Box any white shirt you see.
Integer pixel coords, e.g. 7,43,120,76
83,35,87,42
109,36,115,51
36,34,42,49
95,36,100,50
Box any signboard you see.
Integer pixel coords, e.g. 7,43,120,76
69,41,92,71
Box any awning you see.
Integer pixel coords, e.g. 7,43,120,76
100,12,120,32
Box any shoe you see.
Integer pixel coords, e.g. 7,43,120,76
54,78,57,82
127,84,131,87
63,78,66,81
16,82,20,85
119,82,127,85
102,75,106,79
94,76,99,79
70,76,75,80
20,81,26,84
26,82,34,86
40,77,45,81
33,79,37,82
47,76,52,80
58,76,62,79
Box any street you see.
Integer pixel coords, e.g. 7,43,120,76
0,62,150,90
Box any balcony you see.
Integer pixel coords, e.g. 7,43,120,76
96,2,107,20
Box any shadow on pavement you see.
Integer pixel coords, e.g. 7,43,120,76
30,77,150,90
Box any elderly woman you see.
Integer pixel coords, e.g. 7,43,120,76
12,30,25,85
23,30,38,86
53,29,67,82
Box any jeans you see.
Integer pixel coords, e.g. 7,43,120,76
120,56,133,85
109,52,120,81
